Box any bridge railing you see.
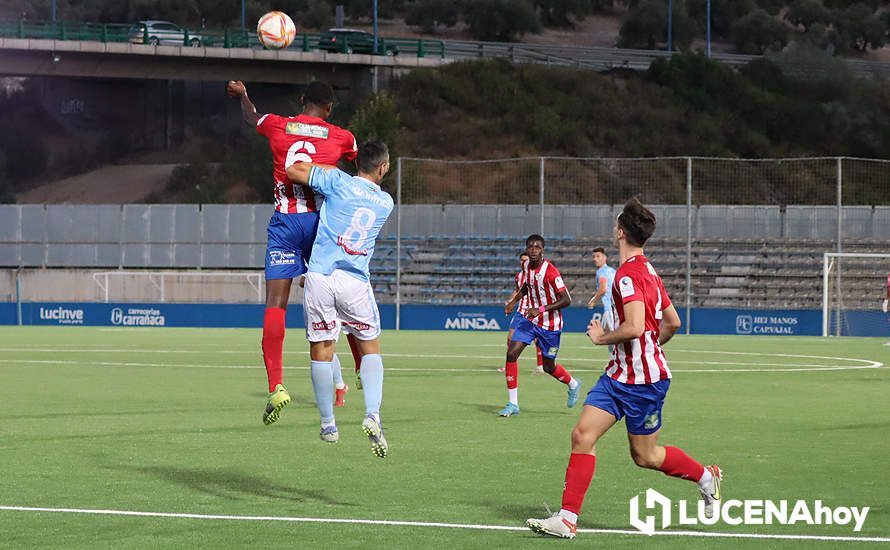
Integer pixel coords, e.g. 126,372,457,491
0,19,447,58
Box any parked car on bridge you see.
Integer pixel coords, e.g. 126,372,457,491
317,28,398,55
128,20,204,47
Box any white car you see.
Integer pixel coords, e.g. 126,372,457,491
128,20,205,47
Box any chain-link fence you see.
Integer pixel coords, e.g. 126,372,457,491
1,157,888,332
394,156,890,331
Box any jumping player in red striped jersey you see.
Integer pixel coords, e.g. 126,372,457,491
503,252,544,374
227,80,361,423
498,235,582,417
527,198,722,540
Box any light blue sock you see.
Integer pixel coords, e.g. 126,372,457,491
332,353,345,388
360,354,384,420
310,360,335,424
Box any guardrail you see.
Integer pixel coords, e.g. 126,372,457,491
0,20,447,58
4,19,890,78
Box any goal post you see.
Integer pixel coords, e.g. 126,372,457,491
823,252,890,337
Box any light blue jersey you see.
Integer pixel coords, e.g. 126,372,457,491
306,166,394,282
597,264,617,312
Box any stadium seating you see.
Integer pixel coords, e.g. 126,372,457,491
369,236,890,310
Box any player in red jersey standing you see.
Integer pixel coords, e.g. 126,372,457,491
502,251,544,374
498,235,582,417
881,275,890,313
227,80,360,423
526,198,722,539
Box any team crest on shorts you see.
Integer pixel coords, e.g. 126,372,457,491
548,346,559,355
269,250,296,266
644,413,660,429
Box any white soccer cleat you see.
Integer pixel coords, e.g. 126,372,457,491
699,464,723,518
361,415,388,458
526,514,577,539
319,425,339,443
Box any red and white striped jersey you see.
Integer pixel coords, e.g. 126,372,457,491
514,271,531,313
520,259,568,331
605,255,672,385
256,113,357,214
886,273,890,290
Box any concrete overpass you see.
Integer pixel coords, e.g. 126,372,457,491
0,37,448,87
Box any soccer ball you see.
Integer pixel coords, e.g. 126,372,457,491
257,11,297,50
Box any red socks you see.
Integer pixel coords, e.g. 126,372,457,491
347,333,362,374
261,307,286,393
536,346,543,367
659,446,705,481
561,453,596,515
505,361,518,389
550,363,572,384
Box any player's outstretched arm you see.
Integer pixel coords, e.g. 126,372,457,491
587,277,607,308
227,80,260,127
588,300,644,346
658,304,682,346
285,162,337,187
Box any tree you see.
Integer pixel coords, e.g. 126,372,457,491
462,0,541,42
349,93,402,160
687,0,755,38
533,0,594,28
784,0,832,31
834,3,887,52
618,0,697,50
730,8,788,54
405,0,460,33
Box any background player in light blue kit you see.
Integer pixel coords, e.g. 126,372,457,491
588,247,617,331
286,142,394,458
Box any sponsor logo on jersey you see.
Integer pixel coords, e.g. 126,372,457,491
269,250,296,266
619,276,636,298
111,307,165,326
337,235,369,256
286,122,330,139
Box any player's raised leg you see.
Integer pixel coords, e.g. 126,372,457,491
527,404,617,538
303,272,342,442
261,277,293,425
535,327,582,408
332,353,349,407
628,429,722,518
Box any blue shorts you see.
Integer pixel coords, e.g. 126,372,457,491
264,211,319,280
510,315,561,358
508,309,524,330
584,374,671,435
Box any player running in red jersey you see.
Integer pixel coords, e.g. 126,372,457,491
498,235,582,417
526,198,722,539
227,80,360,422
503,251,544,374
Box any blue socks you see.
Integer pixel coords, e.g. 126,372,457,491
360,353,384,420
310,360,335,425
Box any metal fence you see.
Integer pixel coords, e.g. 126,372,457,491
1,156,889,328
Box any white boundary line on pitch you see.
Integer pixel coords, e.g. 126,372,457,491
0,505,888,543
0,358,882,374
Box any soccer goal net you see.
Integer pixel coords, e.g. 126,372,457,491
823,253,890,337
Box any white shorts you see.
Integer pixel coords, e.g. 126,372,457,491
303,270,381,342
